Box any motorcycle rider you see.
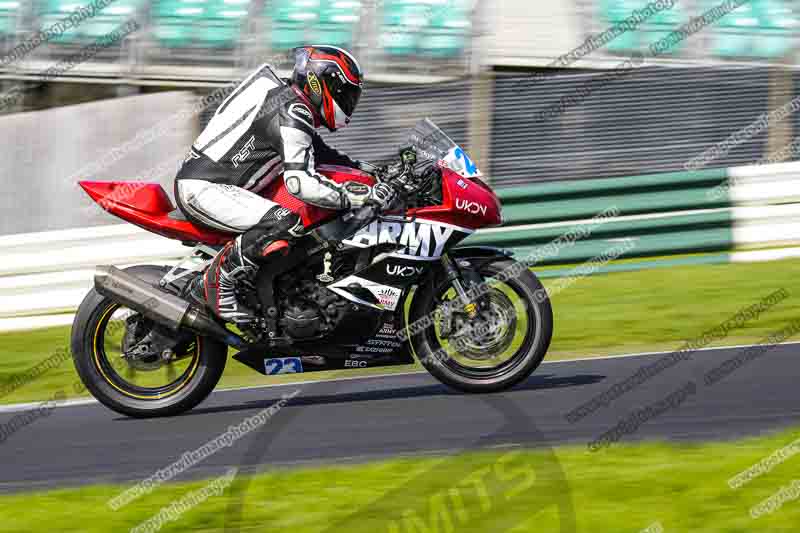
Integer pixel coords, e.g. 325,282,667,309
174,45,398,325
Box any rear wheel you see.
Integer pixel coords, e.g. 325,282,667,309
71,266,227,418
408,258,553,393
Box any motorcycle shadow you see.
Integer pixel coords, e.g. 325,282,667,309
178,372,606,418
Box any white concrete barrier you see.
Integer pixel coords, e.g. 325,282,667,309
0,225,185,321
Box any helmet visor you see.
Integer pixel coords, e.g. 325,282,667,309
327,71,362,117
336,83,361,117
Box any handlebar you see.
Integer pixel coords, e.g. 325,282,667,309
314,148,426,244
377,147,426,196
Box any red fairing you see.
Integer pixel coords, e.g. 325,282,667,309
78,181,234,245
77,165,377,245
261,165,376,227
78,165,501,245
408,168,502,229
260,166,502,229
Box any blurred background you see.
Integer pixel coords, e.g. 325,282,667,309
0,0,799,234
4,6,800,529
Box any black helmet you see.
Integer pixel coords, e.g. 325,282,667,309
292,45,364,131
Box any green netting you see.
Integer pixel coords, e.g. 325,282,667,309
318,0,358,24
99,0,142,14
151,0,250,48
155,0,207,19
752,0,795,57
206,0,248,17
0,14,15,34
152,0,205,46
37,0,61,14
82,16,125,39
0,0,20,14
753,0,796,28
599,0,689,54
707,0,753,58
270,0,319,23
420,0,468,57
201,0,247,46
420,28,465,57
39,13,83,41
271,21,306,50
199,21,240,47
314,23,354,47
312,0,358,46
598,0,641,52
380,1,429,55
598,0,643,23
153,16,194,47
40,0,90,14
606,29,639,53
644,2,686,54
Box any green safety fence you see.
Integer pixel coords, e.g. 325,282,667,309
598,0,797,59
462,167,736,266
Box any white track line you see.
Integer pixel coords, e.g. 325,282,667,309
1,341,799,414
539,340,800,364
0,397,99,413
0,314,77,332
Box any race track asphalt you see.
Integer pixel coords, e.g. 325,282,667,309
1,342,799,493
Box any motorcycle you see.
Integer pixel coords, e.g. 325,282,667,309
71,118,553,417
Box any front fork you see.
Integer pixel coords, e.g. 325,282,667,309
438,254,481,338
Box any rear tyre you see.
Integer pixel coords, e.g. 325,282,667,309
70,265,228,418
408,258,553,393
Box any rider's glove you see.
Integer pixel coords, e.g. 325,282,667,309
342,181,371,209
342,181,397,211
365,182,398,211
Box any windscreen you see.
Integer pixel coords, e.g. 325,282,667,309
406,118,483,179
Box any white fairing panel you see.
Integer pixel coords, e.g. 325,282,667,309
328,276,403,311
342,218,473,260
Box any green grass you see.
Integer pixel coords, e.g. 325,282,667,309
545,256,800,358
1,257,798,405
3,428,800,532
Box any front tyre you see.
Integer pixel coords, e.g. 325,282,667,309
408,258,553,393
70,265,227,418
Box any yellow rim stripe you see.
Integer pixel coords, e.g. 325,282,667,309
92,305,201,401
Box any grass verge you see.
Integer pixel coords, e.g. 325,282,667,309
1,257,798,404
1,428,800,532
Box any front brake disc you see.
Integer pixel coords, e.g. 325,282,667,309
448,291,517,361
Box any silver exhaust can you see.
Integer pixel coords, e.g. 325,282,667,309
94,265,243,347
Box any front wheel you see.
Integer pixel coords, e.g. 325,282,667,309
70,265,228,418
408,258,553,393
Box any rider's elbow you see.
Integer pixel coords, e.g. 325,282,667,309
284,170,347,210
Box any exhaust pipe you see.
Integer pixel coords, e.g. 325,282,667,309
94,266,245,348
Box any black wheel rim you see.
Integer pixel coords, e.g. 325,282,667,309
91,303,202,400
422,266,541,381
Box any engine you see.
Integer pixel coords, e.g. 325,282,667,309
279,278,351,338
275,253,381,343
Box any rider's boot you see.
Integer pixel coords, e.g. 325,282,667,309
187,207,301,325
188,235,259,325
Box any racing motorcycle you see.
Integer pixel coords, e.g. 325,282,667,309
71,119,553,417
